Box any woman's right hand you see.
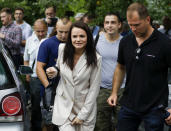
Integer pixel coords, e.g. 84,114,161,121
46,67,58,79
71,117,83,125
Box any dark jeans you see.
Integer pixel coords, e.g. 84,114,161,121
53,125,59,131
11,54,23,70
30,77,42,131
117,106,165,131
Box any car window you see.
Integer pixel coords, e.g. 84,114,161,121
0,53,15,89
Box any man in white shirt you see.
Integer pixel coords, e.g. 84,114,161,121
24,19,47,131
14,7,32,64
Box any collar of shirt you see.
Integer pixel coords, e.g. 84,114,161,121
1,22,14,31
4,21,13,28
14,20,25,27
25,33,46,77
32,32,40,42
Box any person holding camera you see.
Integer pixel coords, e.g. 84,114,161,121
44,5,58,35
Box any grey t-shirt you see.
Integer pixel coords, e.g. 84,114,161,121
96,33,125,89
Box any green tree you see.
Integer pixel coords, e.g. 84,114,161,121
0,0,170,26
86,0,148,26
148,0,171,23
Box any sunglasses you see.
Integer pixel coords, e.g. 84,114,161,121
135,48,141,60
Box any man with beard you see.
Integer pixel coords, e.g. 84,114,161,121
108,2,171,131
0,8,22,69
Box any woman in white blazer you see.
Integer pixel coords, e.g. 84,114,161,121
46,21,102,131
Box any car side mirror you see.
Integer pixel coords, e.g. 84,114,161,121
19,65,33,75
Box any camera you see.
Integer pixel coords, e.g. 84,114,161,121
47,17,58,27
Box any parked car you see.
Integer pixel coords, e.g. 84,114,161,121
0,42,29,131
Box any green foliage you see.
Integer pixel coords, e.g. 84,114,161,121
148,0,171,23
87,0,149,26
0,0,170,26
67,0,87,13
0,0,40,25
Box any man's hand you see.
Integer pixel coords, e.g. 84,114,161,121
165,108,171,125
107,94,117,106
71,117,83,125
0,33,5,39
45,18,52,24
46,67,58,79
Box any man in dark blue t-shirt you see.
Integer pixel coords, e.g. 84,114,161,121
36,18,72,131
37,18,72,90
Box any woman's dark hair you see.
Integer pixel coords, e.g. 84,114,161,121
63,21,97,70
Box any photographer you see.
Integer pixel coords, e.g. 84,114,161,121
44,5,58,35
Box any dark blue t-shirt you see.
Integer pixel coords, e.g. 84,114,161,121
37,36,61,96
37,36,61,69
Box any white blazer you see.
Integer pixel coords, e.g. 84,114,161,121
52,44,102,126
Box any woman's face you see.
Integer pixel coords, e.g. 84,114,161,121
71,27,87,52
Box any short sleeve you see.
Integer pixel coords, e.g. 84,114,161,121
37,40,48,63
117,38,125,65
24,25,32,39
163,39,171,67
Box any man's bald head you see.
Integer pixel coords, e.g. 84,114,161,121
127,2,149,20
34,19,48,40
34,19,47,29
56,18,72,42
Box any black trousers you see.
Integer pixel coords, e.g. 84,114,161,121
30,77,42,131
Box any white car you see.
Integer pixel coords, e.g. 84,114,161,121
0,43,29,131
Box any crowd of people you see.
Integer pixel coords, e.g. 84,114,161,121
0,2,171,131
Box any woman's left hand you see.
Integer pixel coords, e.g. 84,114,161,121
71,117,83,125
